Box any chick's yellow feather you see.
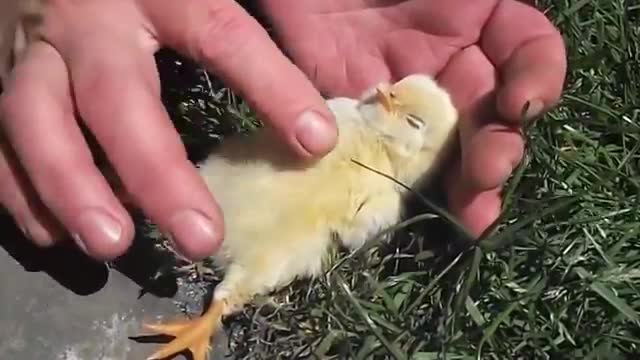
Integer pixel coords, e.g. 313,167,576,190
141,74,459,360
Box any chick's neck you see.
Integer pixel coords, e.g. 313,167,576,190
337,119,418,188
374,120,457,192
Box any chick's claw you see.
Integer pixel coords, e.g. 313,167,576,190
142,299,225,360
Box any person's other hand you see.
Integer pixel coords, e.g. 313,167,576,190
260,0,567,236
0,0,338,261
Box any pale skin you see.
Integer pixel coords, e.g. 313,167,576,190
0,0,566,261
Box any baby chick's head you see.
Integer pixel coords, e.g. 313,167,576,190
357,74,458,158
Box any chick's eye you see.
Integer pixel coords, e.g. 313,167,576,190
406,114,425,129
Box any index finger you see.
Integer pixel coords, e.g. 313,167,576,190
60,32,225,260
437,46,524,235
139,0,338,159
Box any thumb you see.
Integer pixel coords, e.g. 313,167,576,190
140,0,337,158
481,0,567,122
496,34,567,122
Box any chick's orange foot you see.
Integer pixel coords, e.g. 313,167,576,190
142,299,225,360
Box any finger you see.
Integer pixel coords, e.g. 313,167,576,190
482,0,567,121
0,136,62,246
438,46,525,192
437,46,524,234
260,0,404,14
447,164,503,237
0,42,135,260
141,0,338,158
63,32,224,261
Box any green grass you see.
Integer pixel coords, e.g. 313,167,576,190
150,0,640,358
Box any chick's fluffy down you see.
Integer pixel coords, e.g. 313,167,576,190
198,98,404,302
196,74,458,308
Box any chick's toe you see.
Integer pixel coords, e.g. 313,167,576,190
142,299,225,360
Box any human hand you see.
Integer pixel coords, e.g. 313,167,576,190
0,0,338,261
260,0,567,236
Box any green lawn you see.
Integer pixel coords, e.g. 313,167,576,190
152,1,640,358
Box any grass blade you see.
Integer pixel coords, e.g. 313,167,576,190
335,273,408,360
590,282,640,324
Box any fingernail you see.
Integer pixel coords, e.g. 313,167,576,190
169,209,217,257
295,110,337,156
523,99,544,120
21,219,53,245
73,209,123,253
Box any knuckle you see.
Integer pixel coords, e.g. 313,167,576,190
123,155,187,199
35,167,74,204
26,154,95,212
24,220,61,248
194,4,261,64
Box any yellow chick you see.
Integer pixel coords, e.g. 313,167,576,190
141,74,459,360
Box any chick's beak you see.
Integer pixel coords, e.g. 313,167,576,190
376,86,394,113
